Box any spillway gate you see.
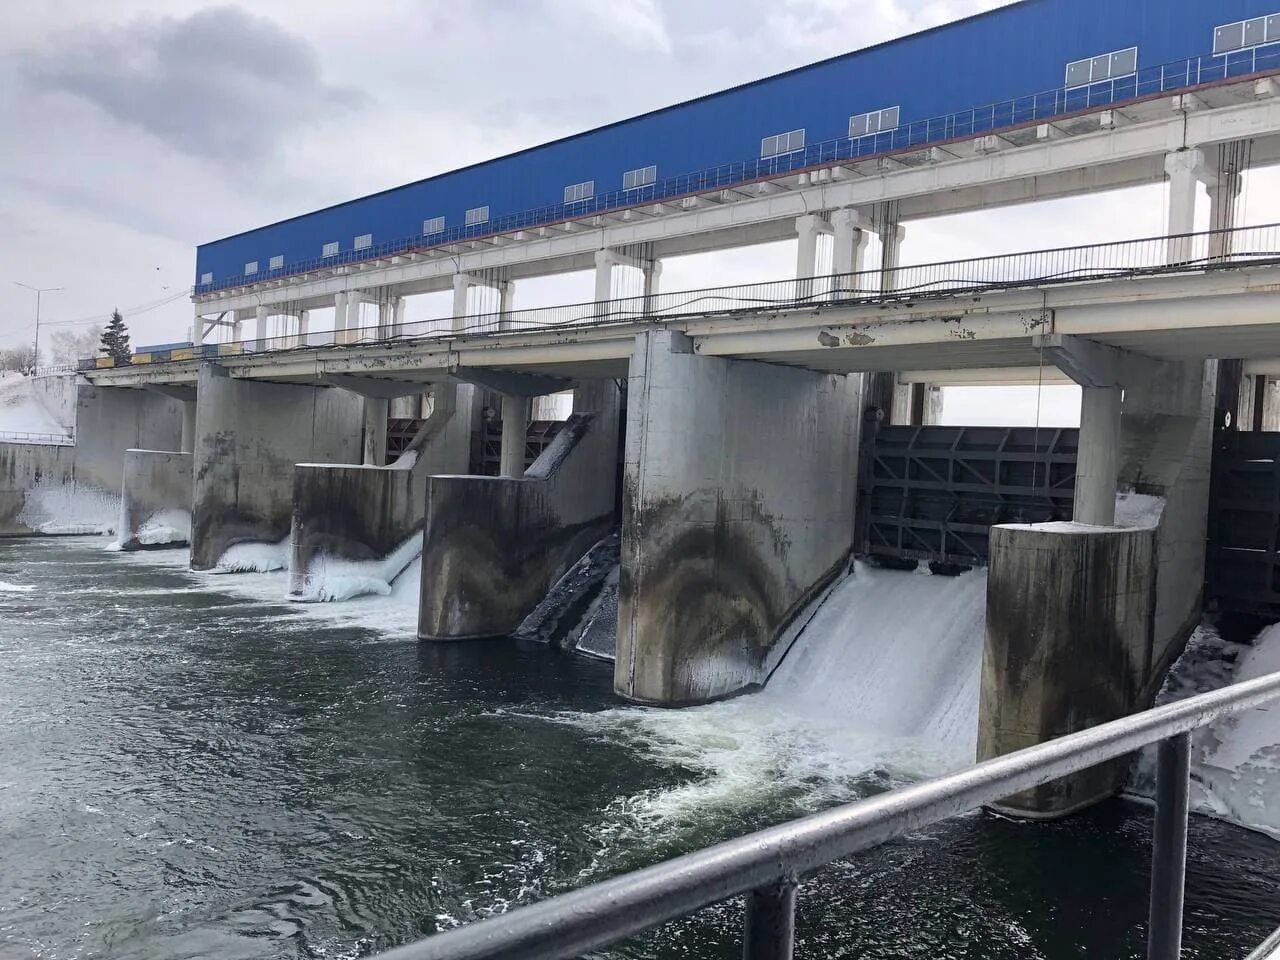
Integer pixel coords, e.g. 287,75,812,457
856,420,1079,567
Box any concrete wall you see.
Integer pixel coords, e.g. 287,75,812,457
980,523,1157,817
190,364,362,570
615,330,862,706
418,382,621,640
0,443,76,536
119,450,192,550
74,384,183,492
31,373,77,432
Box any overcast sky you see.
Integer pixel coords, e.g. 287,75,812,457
4,0,1276,423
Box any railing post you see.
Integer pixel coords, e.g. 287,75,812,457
1147,732,1192,960
743,879,797,960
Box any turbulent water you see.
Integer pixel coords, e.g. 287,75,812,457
3,538,1280,959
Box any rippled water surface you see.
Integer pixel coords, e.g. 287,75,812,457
2,536,1279,959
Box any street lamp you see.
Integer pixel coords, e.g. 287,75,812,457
13,282,64,371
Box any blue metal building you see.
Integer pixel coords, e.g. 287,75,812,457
195,0,1280,291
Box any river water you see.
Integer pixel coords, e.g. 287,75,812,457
2,536,1279,960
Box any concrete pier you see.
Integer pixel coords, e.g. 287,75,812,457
615,330,861,706
117,450,193,550
980,356,1215,817
288,385,469,600
189,364,362,570
418,380,621,640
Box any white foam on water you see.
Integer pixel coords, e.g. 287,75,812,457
213,537,289,574
111,543,424,639
1133,622,1280,839
553,563,988,845
18,481,118,536
132,509,191,547
292,534,422,603
0,581,35,593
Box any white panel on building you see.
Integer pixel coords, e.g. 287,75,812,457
244,261,258,276
563,180,595,204
761,129,805,159
623,165,657,190
423,216,445,235
269,255,284,270
322,241,339,258
354,233,373,251
465,205,490,226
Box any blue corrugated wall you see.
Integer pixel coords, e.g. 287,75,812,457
194,0,1280,288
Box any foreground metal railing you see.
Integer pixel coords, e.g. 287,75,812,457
373,672,1280,960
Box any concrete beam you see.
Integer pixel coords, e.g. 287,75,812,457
453,367,572,397
1031,333,1162,388
143,384,198,402
317,374,432,399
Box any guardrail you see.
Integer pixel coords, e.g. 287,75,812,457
0,430,75,446
372,671,1280,960
191,47,1280,296
81,222,1279,369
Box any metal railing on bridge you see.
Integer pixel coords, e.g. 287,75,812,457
83,223,1280,370
192,48,1280,296
371,671,1280,960
0,430,75,446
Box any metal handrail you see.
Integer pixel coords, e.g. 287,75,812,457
177,222,1280,363
373,671,1280,960
192,47,1280,296
0,430,74,446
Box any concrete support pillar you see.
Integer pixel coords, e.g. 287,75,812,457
254,305,269,345
642,259,663,314
616,330,863,705
192,317,205,346
794,214,828,280
1165,148,1210,263
452,273,472,331
499,394,529,477
497,280,516,332
831,207,870,297
1074,386,1122,526
333,292,349,338
363,397,390,466
180,400,197,454
879,223,906,293
594,249,619,304
297,309,310,343
344,292,364,338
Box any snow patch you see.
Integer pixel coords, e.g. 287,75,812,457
292,534,422,602
213,537,289,573
1004,492,1165,534
18,481,118,536
0,375,64,437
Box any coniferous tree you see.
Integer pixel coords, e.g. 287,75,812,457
99,309,131,365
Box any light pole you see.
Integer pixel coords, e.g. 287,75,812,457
13,282,64,372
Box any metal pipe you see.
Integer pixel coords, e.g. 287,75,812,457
743,880,797,960
374,672,1280,960
1148,733,1192,960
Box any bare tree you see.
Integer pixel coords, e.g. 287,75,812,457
49,325,103,365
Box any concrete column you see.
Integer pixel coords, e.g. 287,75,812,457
794,214,826,280
180,400,197,454
499,394,529,477
642,260,662,315
594,249,618,304
497,280,516,331
378,298,396,339
363,397,390,466
1074,386,1122,526
344,292,364,338
451,273,472,331
192,316,205,346
1165,148,1209,264
254,305,269,346
333,292,349,335
392,298,406,335
879,223,906,293
831,207,870,296
297,309,310,345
